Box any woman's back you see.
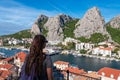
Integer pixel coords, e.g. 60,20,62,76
20,55,52,80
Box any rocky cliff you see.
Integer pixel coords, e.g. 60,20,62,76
74,7,106,38
44,14,72,41
108,15,120,29
31,15,48,35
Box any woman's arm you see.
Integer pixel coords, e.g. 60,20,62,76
47,68,53,80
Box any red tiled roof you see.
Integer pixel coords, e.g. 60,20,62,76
65,67,86,75
3,57,13,62
83,72,100,79
98,67,120,79
15,52,27,62
0,70,12,79
99,47,112,51
54,61,69,65
0,64,13,70
0,77,4,80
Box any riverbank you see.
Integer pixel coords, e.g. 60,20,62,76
1,46,120,62
72,53,120,62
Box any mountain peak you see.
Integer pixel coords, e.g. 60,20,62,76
74,7,106,38
36,14,48,23
31,14,48,36
108,15,120,29
91,6,99,10
44,14,73,41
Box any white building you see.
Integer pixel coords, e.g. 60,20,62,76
61,50,69,54
98,42,115,49
62,37,78,46
48,41,61,45
98,67,120,80
8,39,20,45
92,47,112,57
76,43,94,50
54,61,69,70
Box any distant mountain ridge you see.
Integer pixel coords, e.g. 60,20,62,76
1,6,120,44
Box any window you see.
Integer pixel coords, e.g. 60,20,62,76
102,72,105,76
111,74,114,78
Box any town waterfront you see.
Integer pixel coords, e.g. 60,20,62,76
52,54,120,71
0,48,120,71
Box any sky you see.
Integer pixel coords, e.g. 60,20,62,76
0,0,120,35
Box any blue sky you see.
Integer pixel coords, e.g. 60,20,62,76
0,0,120,35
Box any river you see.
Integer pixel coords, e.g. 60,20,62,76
0,48,120,71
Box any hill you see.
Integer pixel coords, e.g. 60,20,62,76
1,29,31,39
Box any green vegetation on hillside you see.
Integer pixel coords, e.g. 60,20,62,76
2,29,31,39
42,28,48,37
80,49,87,54
77,33,108,43
106,26,120,44
63,19,79,38
77,37,90,43
90,33,108,43
37,19,48,28
36,19,48,37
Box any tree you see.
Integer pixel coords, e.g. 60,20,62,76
80,49,87,54
66,42,75,50
106,26,120,44
77,37,90,43
90,33,107,43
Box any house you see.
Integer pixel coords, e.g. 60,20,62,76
92,47,112,57
98,42,115,49
14,52,26,75
22,38,33,44
81,72,101,80
8,38,20,45
0,64,13,71
48,41,61,45
76,43,94,50
64,67,86,80
14,52,26,68
0,64,13,79
0,57,14,65
62,37,78,46
54,61,69,70
98,67,120,80
61,50,69,54
0,70,12,80
0,63,19,79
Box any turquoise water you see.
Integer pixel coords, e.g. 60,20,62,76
0,48,120,71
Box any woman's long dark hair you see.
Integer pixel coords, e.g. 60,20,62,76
25,35,46,76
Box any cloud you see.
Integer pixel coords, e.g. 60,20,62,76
0,0,59,28
0,0,59,35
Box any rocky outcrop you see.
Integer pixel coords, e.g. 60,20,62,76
44,14,72,41
31,15,48,35
31,23,41,35
74,7,106,38
108,15,120,29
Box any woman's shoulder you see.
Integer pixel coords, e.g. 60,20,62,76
44,54,51,60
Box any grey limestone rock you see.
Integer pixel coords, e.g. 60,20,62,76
74,7,106,38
